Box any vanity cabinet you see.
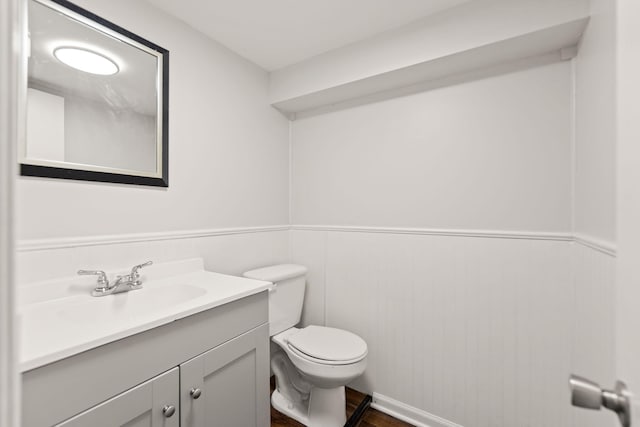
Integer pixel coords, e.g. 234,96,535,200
22,292,270,427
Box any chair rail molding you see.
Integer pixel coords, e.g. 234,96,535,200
17,225,291,252
292,225,617,256
573,232,617,257
292,224,573,241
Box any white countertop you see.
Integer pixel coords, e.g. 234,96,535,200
18,258,271,372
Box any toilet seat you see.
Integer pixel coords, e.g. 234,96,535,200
286,326,368,365
287,344,367,366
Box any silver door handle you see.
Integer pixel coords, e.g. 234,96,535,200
569,374,631,427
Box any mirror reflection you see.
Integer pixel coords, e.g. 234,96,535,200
22,0,169,186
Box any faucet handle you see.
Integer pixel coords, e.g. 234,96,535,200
130,261,153,284
77,270,109,287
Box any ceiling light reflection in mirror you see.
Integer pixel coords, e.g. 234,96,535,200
53,46,119,75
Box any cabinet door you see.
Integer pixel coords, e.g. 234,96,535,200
56,367,179,427
180,324,270,427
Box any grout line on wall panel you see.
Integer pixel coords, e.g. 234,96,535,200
570,57,577,236
322,230,328,326
569,229,578,426
287,120,293,261
288,119,293,229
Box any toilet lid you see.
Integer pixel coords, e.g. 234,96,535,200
287,326,367,362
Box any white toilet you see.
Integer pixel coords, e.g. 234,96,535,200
243,264,368,427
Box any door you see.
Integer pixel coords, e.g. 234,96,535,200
571,1,640,426
0,0,22,424
180,324,270,427
56,368,179,427
616,0,640,423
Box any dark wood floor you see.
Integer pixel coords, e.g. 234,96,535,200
270,377,412,427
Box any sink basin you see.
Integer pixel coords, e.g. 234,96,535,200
58,284,207,322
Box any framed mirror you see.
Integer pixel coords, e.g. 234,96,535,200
22,0,169,187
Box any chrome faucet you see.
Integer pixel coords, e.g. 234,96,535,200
78,261,153,297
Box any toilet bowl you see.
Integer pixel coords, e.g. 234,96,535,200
273,326,367,388
243,264,368,427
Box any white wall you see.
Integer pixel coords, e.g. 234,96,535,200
574,0,616,244
16,0,290,283
291,58,615,426
292,61,572,231
17,0,289,242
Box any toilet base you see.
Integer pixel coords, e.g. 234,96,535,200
272,388,309,425
272,386,346,427
308,386,347,427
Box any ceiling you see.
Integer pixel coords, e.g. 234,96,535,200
145,0,471,71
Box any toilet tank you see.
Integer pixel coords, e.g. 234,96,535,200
243,264,307,336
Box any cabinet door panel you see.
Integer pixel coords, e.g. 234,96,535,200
56,368,178,427
181,324,269,427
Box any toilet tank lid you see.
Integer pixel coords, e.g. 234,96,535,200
243,264,307,282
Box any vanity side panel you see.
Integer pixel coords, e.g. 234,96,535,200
22,291,268,427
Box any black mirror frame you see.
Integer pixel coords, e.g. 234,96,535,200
21,0,169,187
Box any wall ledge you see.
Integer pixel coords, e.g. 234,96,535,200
270,0,590,118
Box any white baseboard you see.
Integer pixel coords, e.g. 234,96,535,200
371,393,463,427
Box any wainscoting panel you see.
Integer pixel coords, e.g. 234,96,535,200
291,228,616,427
291,229,328,327
569,242,616,427
16,228,290,285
